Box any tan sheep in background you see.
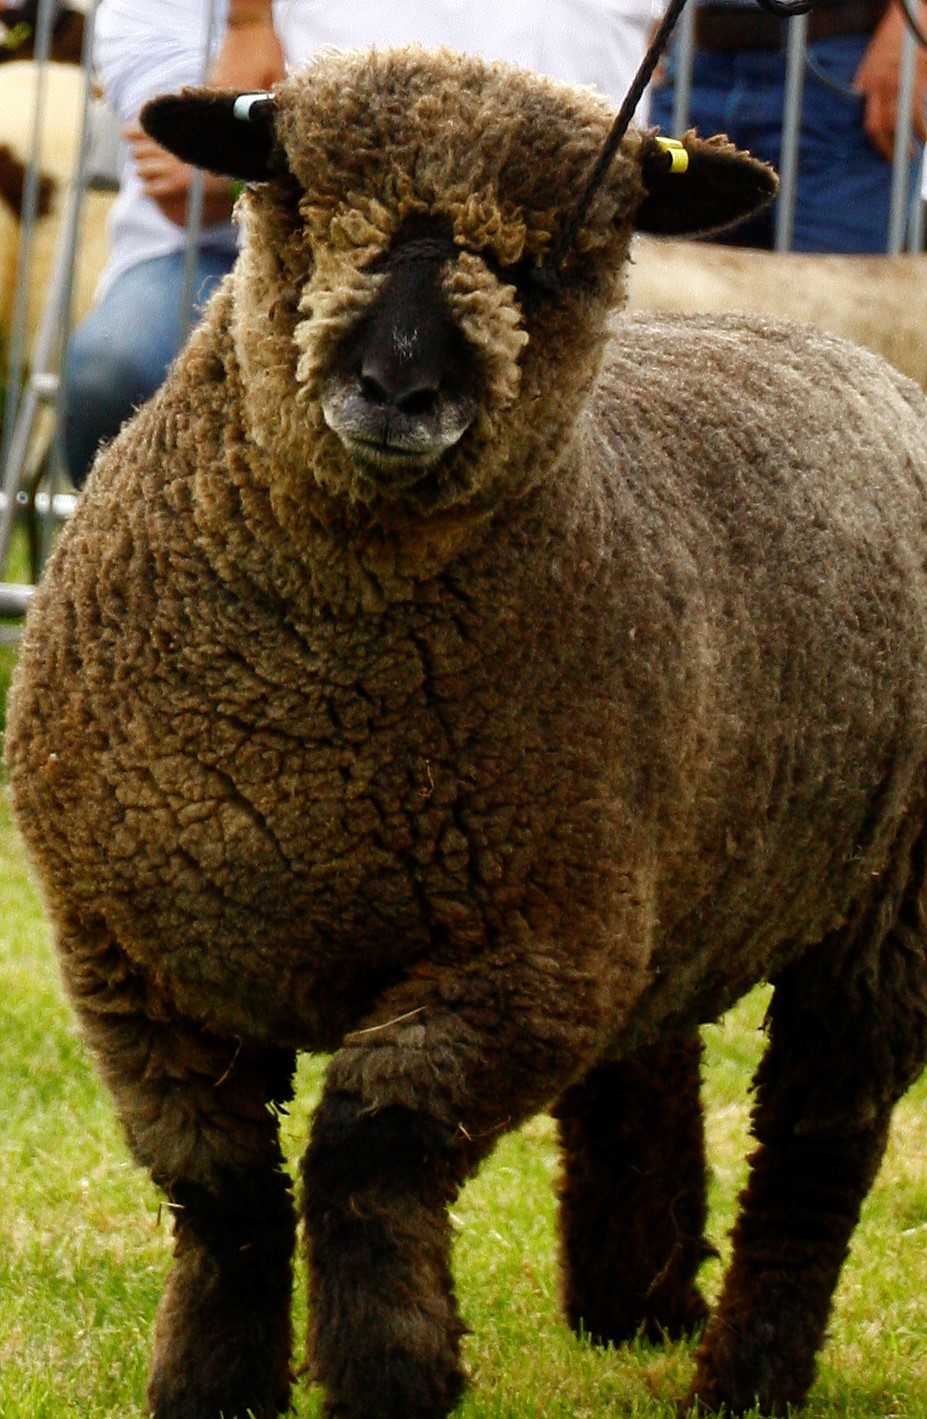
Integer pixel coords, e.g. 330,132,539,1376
0,60,111,360
628,236,927,389
7,46,927,1419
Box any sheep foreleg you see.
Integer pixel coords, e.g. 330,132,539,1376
302,956,607,1419
56,921,297,1419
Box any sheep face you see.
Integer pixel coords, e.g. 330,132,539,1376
313,224,486,492
142,48,774,516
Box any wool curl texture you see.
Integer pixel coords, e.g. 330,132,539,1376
7,42,927,1419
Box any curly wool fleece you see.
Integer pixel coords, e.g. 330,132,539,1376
7,43,927,1419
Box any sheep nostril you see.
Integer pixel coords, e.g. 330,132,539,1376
398,387,440,418
359,373,389,407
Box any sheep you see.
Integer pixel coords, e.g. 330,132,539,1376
627,235,927,390
6,44,927,1419
3,61,88,188
0,1,87,224
0,60,111,360
0,3,85,67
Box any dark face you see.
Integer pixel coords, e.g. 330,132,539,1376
304,202,625,513
319,228,480,483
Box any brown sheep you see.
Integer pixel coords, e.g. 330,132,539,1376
7,45,927,1419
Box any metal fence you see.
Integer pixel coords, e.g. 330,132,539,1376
665,0,926,252
0,0,924,619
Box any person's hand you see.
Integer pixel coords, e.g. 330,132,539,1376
125,121,235,226
854,1,927,161
208,2,285,91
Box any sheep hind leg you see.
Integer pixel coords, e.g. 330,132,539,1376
553,1033,711,1348
689,876,927,1415
58,923,297,1419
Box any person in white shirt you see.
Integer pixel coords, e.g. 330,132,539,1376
63,0,660,485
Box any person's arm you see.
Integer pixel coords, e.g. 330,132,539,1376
854,0,927,162
209,0,285,89
95,0,284,229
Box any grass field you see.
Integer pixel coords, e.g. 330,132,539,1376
2,745,927,1416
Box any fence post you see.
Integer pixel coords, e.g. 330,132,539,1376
774,11,807,251
671,0,697,135
888,21,918,254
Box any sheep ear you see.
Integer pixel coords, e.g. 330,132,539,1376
139,88,280,182
634,130,777,236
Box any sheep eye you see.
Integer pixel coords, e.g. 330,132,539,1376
479,250,565,311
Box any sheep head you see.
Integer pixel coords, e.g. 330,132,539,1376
142,48,774,517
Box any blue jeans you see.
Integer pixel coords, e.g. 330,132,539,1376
63,248,237,487
649,34,915,252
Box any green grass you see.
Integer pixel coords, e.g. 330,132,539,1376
2,786,927,1418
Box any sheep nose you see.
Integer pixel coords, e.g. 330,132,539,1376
345,244,470,419
321,229,480,466
358,361,441,419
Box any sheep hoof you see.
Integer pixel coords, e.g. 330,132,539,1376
683,1329,812,1417
146,1262,293,1419
682,1379,777,1418
147,1372,292,1419
572,1282,709,1350
147,1360,292,1419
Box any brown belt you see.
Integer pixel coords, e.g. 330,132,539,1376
694,0,887,51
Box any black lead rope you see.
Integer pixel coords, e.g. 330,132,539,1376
543,0,692,278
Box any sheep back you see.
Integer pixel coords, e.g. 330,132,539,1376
628,236,927,391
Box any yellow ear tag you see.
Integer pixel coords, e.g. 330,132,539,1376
654,137,689,174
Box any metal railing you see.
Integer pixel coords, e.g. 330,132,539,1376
663,0,925,252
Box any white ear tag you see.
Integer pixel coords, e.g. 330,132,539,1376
233,92,273,122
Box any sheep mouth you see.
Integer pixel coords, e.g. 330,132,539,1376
338,437,470,510
336,431,452,499
321,381,476,489
343,435,446,473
